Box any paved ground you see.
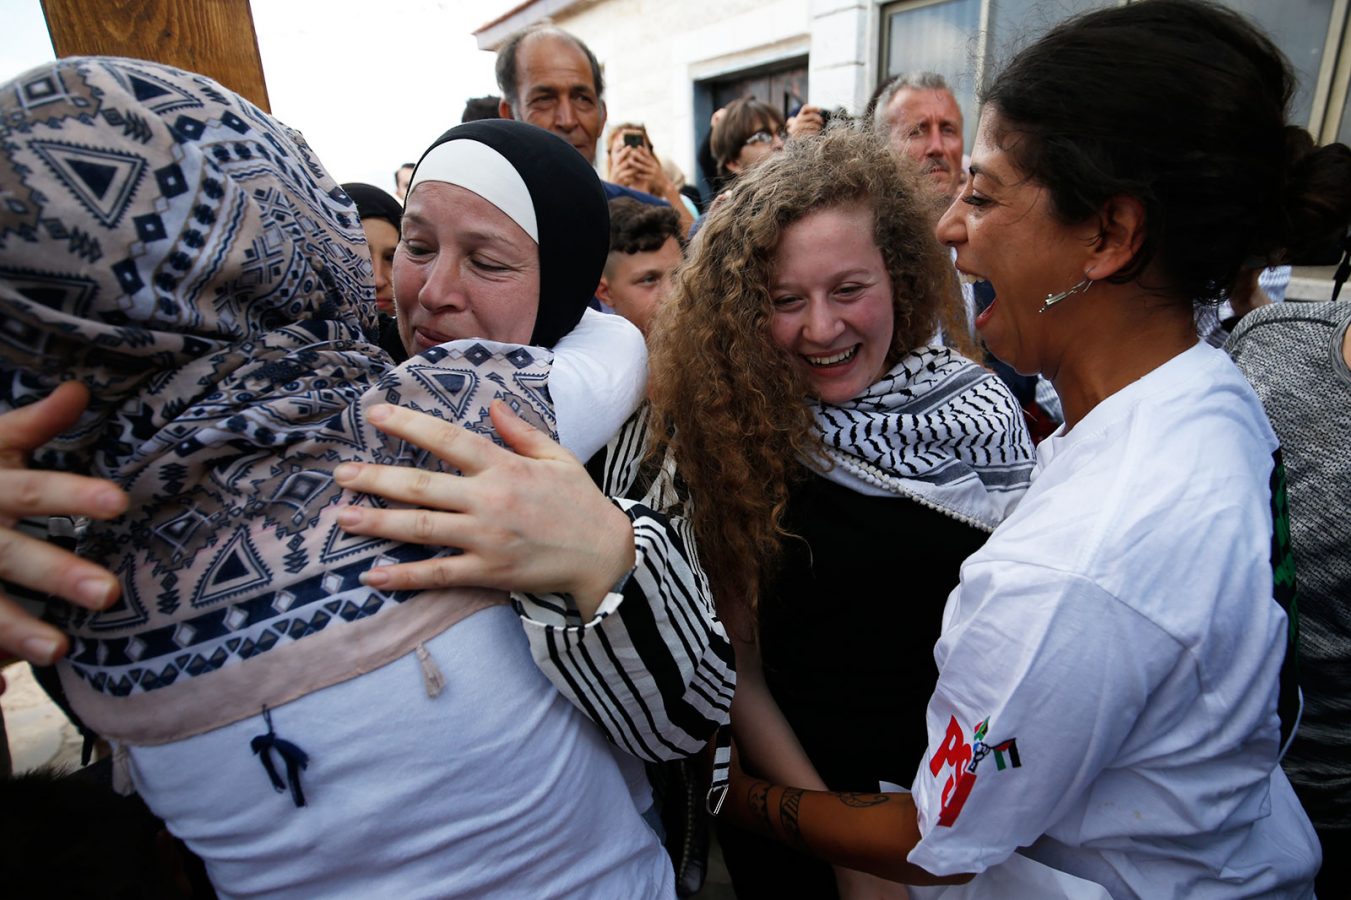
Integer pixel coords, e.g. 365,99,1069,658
694,839,737,899
1,661,83,776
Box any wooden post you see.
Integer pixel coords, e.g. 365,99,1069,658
40,0,270,111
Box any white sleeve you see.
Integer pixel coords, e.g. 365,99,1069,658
549,308,648,461
1258,265,1291,304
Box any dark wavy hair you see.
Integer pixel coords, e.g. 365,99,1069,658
608,197,682,258
647,126,959,616
983,0,1351,306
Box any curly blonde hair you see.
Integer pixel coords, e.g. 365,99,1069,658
647,126,962,619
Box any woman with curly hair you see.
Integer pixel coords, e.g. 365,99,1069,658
637,125,1035,897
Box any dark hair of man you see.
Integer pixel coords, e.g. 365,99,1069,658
608,197,681,259
496,24,605,114
984,0,1351,306
710,96,783,176
461,95,502,122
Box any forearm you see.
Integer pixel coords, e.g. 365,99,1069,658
730,638,827,789
726,776,971,886
565,499,636,620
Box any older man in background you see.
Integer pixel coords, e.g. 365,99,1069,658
872,72,1062,436
495,25,694,235
872,72,965,202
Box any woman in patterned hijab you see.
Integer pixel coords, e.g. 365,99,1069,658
0,57,707,896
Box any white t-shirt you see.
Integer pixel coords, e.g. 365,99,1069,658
908,342,1319,898
129,605,674,899
551,308,647,461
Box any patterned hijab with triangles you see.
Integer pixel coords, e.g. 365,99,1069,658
0,57,560,743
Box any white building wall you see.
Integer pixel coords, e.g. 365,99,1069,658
489,0,1351,261
548,0,828,180
808,0,874,115
493,0,885,178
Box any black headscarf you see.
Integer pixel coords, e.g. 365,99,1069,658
341,182,403,233
410,120,609,349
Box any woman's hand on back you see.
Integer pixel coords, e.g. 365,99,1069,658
0,382,126,671
334,401,635,619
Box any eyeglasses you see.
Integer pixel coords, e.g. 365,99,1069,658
743,128,787,147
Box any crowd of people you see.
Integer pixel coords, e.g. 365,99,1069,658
0,1,1348,898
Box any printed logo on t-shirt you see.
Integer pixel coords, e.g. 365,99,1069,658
929,715,1021,827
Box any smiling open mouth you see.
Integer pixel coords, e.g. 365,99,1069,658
805,345,859,367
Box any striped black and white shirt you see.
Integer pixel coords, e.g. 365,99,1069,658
513,408,735,761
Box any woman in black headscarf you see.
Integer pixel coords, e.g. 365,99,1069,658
340,182,402,316
383,119,655,457
341,181,409,360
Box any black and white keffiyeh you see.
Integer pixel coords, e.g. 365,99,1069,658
810,346,1036,531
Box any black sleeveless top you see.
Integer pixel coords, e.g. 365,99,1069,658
758,472,990,792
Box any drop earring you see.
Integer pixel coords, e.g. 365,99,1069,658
1038,278,1093,314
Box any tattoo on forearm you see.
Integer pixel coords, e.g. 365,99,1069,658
749,781,772,832
779,787,804,846
838,792,890,808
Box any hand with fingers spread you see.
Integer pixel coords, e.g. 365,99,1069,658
334,400,635,619
0,382,126,669
609,143,655,194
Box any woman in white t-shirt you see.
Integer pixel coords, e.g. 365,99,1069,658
163,3,1349,897
706,1,1351,897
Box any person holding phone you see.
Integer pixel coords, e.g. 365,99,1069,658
607,122,697,233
